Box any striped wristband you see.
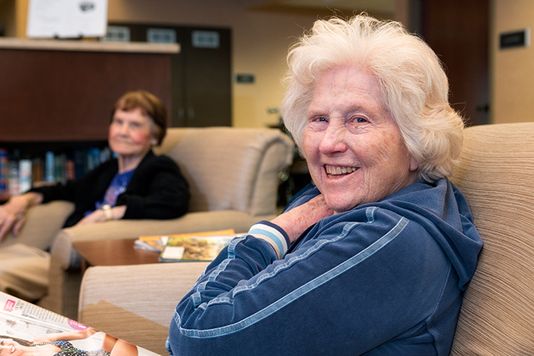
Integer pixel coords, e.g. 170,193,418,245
248,222,289,258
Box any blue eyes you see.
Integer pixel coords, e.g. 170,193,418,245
351,117,368,123
309,116,368,124
307,115,369,133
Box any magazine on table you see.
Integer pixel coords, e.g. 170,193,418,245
135,229,239,262
0,291,158,355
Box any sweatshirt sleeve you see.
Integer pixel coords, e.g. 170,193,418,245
167,207,455,355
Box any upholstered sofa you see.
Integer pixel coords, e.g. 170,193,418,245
2,127,294,319
77,122,534,355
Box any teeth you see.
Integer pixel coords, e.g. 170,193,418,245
325,165,357,175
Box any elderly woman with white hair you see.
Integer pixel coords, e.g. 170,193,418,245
167,14,483,355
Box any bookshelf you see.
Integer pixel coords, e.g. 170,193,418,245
0,38,178,197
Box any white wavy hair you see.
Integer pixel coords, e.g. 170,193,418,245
281,14,464,182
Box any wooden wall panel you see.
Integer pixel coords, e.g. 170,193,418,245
419,0,490,126
0,47,172,141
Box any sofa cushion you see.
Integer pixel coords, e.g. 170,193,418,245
450,122,534,354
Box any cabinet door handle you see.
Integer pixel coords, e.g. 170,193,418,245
188,107,195,119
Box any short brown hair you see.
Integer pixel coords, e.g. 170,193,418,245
113,90,168,145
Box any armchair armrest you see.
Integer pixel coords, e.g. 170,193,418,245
51,210,267,269
78,262,209,355
0,201,74,250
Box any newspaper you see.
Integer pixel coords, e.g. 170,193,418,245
0,291,159,355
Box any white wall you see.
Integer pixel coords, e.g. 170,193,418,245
492,0,534,123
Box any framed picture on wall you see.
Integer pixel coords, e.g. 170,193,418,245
27,0,108,38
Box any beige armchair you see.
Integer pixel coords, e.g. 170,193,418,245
78,122,534,355
34,127,294,320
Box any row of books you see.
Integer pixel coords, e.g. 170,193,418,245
0,147,112,196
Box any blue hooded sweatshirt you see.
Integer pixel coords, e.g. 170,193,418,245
167,178,483,355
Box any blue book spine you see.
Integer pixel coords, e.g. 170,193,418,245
45,151,55,183
0,149,8,195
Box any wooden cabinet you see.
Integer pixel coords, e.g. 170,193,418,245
0,39,177,142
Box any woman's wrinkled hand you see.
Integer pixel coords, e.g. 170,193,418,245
270,194,334,243
0,194,36,241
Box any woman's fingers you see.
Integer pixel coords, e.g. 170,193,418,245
271,195,334,242
13,216,26,236
0,214,17,241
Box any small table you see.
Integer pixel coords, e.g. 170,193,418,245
73,238,159,267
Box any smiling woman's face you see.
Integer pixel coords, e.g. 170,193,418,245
301,65,419,212
108,107,155,160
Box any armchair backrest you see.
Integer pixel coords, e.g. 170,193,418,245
156,127,294,216
450,122,534,354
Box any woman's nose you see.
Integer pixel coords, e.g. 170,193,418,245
117,123,130,134
319,123,348,153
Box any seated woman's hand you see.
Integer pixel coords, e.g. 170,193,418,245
77,205,126,225
0,194,35,241
77,210,107,225
270,194,334,243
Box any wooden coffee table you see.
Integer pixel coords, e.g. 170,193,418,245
73,238,160,267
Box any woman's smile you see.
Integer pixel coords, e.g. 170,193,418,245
324,164,358,176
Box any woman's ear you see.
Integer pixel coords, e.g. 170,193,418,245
409,157,419,171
